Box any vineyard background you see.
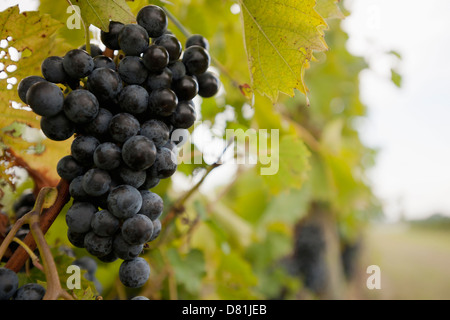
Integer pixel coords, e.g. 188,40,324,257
0,0,449,300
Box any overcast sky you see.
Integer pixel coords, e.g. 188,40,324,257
1,0,449,222
343,0,450,221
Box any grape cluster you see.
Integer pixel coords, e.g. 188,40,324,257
0,267,46,300
17,5,220,289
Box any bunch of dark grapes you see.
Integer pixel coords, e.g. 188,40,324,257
290,219,328,295
17,4,220,289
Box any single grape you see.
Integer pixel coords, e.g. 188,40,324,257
118,85,149,115
84,108,113,140
87,67,123,103
63,89,99,124
62,49,94,79
66,201,97,233
118,24,149,56
17,75,46,104
101,21,124,50
67,229,87,248
140,119,170,147
71,135,100,166
138,190,163,221
118,165,146,189
170,100,197,129
118,56,148,85
0,267,19,300
185,34,210,51
140,172,160,190
113,233,143,260
152,147,177,179
79,43,103,57
153,34,182,62
108,113,140,143
121,214,154,245
40,112,75,141
172,75,198,101
41,56,68,83
57,155,85,181
119,257,150,288
149,219,161,241
182,45,210,75
93,55,116,70
82,168,112,197
84,231,113,257
91,209,120,237
144,67,172,91
93,142,122,170
197,71,221,98
107,185,142,219
131,296,149,300
167,60,186,81
148,88,178,117
14,283,46,300
69,175,91,201
97,251,118,263
142,45,169,72
122,135,156,171
136,5,168,38
26,81,64,117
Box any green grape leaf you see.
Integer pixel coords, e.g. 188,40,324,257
70,0,135,31
259,134,311,194
166,248,206,294
239,0,328,101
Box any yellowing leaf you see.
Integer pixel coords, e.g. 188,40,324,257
0,6,72,184
239,0,328,101
70,0,135,31
315,0,345,20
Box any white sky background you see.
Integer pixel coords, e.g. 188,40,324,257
1,0,450,222
343,0,450,221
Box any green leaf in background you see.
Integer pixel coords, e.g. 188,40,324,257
39,0,85,47
391,68,402,88
259,134,311,194
70,0,135,31
166,248,206,294
239,0,330,101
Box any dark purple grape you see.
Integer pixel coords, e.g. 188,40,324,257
182,45,210,75
142,45,169,72
118,56,148,85
136,5,168,38
118,24,149,56
62,49,94,79
101,21,124,50
153,34,182,62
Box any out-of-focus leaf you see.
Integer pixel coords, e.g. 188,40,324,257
69,0,135,31
391,68,402,88
166,248,206,294
259,134,311,194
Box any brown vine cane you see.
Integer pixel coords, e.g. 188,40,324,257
5,179,70,273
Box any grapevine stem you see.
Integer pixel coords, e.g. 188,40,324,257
12,237,43,271
162,7,241,88
4,179,70,273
